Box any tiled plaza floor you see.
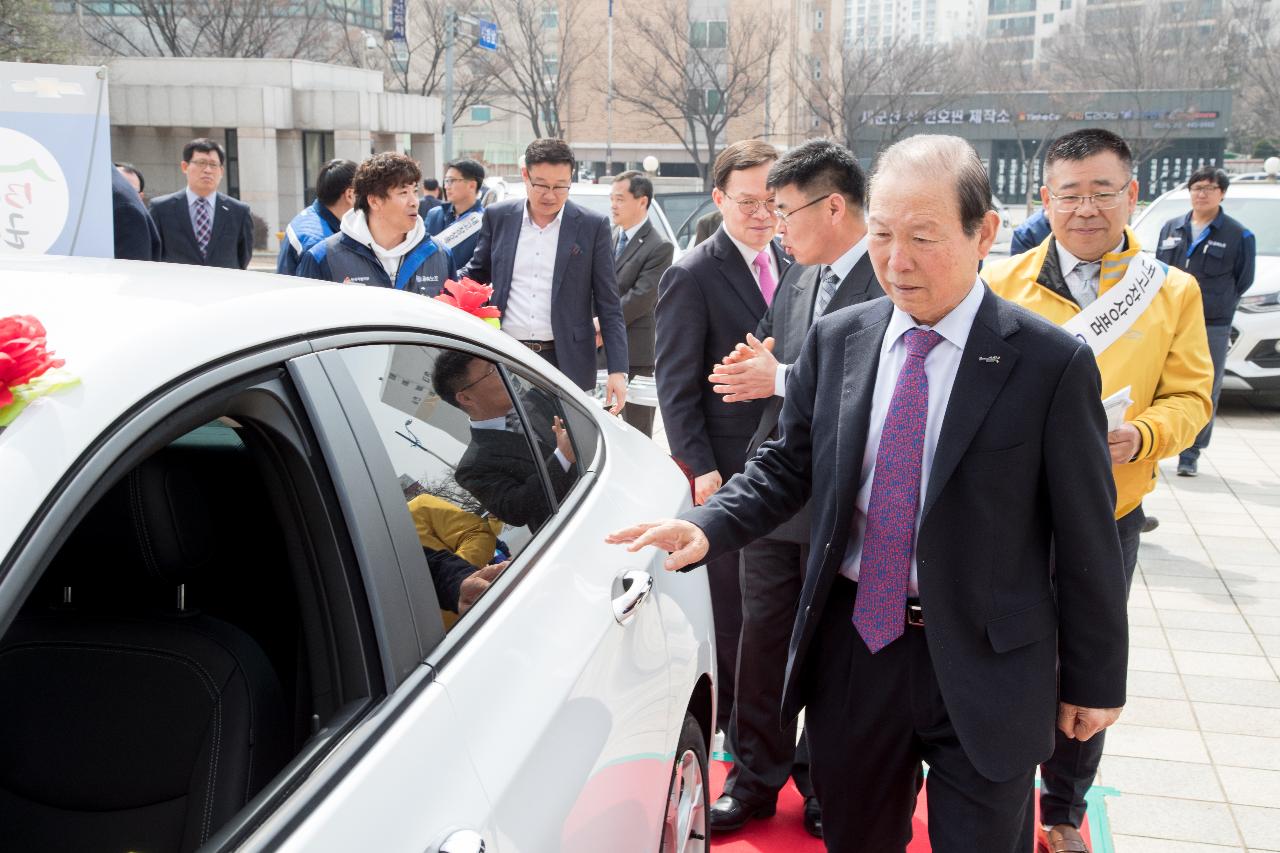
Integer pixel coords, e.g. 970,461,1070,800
1103,395,1280,852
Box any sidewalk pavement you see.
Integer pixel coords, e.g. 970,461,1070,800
1100,395,1280,852
650,394,1280,851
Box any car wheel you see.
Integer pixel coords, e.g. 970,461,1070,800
660,712,710,853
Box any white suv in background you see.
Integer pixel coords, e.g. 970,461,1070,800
1132,181,1280,402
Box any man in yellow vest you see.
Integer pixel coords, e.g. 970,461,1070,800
984,128,1213,853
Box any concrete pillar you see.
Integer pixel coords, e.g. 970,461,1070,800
276,129,304,230
236,126,280,252
411,133,441,180
334,129,373,164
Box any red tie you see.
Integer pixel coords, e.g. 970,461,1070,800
753,250,777,306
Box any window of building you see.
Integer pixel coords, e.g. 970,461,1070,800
815,8,825,29
706,88,724,115
471,106,492,122
1043,12,1055,22
690,19,728,48
988,0,1035,14
224,129,240,200
812,57,823,80
543,53,559,77
987,14,1036,36
541,5,558,28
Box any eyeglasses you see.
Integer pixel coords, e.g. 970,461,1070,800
187,159,223,172
443,177,474,187
1047,190,1125,213
1189,184,1223,196
775,195,828,225
456,364,497,394
529,181,572,196
723,191,777,217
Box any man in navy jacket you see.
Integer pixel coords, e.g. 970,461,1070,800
276,159,356,275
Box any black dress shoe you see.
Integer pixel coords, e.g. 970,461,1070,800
708,794,776,832
803,797,823,839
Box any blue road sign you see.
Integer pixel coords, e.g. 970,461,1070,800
478,20,498,51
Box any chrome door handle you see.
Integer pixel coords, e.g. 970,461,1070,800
436,828,486,853
612,570,654,625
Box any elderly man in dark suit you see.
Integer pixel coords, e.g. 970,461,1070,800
606,170,674,437
704,138,883,839
149,138,254,269
655,139,789,737
460,139,628,412
611,134,1128,852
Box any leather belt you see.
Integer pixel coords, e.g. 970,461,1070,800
519,339,555,352
833,576,925,628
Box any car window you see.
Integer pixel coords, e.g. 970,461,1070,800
1135,195,1280,256
329,343,596,624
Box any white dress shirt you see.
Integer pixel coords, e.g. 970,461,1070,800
774,235,871,397
617,219,645,247
838,278,987,595
1055,237,1124,308
502,204,564,341
185,187,217,232
725,231,779,294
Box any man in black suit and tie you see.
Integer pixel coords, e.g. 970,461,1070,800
655,139,789,737
611,134,1128,851
704,139,884,838
607,170,674,437
149,138,254,269
460,139,629,413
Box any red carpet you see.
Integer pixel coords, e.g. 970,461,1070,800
708,761,1094,851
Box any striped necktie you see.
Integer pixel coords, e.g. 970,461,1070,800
193,197,212,259
813,266,841,318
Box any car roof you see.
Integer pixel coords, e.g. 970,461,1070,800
0,256,543,550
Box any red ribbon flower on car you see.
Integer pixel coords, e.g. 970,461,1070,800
0,314,79,430
435,278,502,329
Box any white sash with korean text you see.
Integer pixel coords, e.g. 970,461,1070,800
435,210,483,250
1061,252,1167,357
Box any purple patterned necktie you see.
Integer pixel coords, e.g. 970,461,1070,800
852,327,944,653
193,197,211,259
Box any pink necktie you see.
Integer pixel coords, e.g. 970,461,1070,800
753,250,777,306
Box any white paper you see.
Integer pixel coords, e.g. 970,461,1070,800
1102,385,1133,432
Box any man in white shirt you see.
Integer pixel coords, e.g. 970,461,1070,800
460,139,628,412
612,134,1128,853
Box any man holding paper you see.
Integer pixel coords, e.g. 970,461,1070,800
984,128,1213,853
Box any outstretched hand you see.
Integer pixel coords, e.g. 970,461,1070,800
708,334,779,402
605,520,710,572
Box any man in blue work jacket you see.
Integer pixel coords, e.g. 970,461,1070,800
1156,165,1256,477
297,152,456,295
425,158,486,269
276,159,357,275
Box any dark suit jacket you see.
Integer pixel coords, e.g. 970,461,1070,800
684,288,1128,783
656,226,792,477
111,166,161,261
150,189,254,269
613,220,674,369
460,198,628,391
749,252,883,543
454,421,576,531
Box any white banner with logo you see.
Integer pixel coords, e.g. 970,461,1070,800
436,210,483,250
0,62,113,258
1061,252,1167,357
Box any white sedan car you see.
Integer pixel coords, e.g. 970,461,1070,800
0,257,713,853
1132,181,1280,400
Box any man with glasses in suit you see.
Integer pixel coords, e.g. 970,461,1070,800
150,137,254,269
461,139,629,414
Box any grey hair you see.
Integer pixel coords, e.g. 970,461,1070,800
870,134,992,236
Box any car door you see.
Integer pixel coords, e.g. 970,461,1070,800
311,337,677,853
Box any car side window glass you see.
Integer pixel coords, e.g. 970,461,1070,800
333,344,593,624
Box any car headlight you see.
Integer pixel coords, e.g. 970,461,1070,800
1239,292,1280,313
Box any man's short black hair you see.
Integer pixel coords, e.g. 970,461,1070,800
423,178,441,192
447,158,486,187
767,138,866,210
1044,128,1133,174
433,349,480,408
524,138,576,172
1188,165,1229,192
114,162,145,192
182,137,226,165
613,170,653,207
316,159,357,206
354,153,422,214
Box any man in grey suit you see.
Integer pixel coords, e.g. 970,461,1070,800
607,170,674,436
149,138,254,269
460,138,629,413
706,139,883,838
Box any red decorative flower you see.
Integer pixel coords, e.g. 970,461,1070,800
0,315,65,408
435,277,502,320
